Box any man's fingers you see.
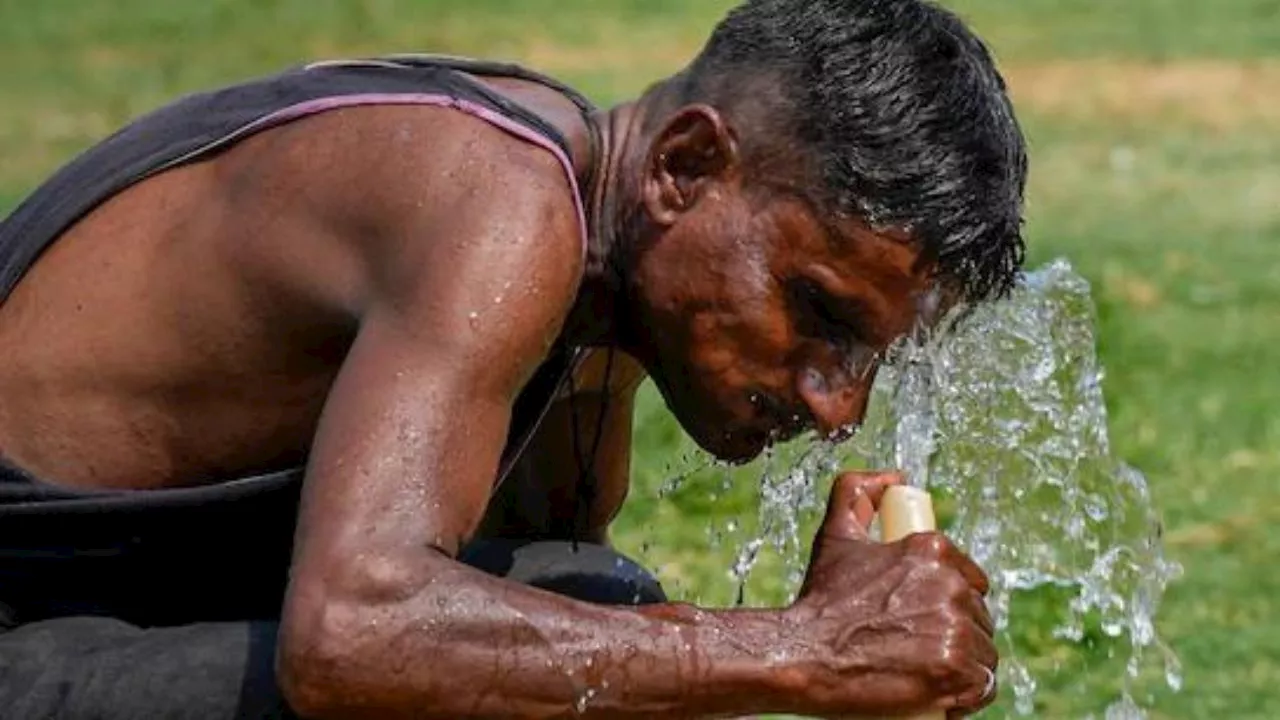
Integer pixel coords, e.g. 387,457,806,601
945,661,999,718
965,589,996,638
941,540,991,596
820,470,903,541
967,619,999,672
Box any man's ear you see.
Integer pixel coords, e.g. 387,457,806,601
641,104,739,226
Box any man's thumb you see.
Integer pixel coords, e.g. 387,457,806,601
820,471,902,541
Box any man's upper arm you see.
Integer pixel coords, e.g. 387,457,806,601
285,124,585,602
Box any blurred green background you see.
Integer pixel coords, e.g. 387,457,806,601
1,0,1277,717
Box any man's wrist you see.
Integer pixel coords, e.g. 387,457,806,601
636,604,818,717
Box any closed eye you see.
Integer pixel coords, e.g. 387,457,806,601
786,277,868,347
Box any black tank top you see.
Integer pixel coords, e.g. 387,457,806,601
0,55,598,627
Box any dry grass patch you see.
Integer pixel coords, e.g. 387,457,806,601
521,30,703,83
1004,60,1280,129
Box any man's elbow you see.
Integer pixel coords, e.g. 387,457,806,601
276,580,442,719
276,592,363,719
277,594,465,720
276,551,456,717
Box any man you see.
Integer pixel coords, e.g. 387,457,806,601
0,0,1026,717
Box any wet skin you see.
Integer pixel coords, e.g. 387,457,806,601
0,72,995,718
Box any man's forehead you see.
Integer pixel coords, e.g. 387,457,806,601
821,216,931,292
772,197,939,308
815,217,952,341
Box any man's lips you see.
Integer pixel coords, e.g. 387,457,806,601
749,393,816,444
771,411,813,443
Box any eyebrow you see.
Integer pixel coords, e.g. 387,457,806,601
790,276,875,348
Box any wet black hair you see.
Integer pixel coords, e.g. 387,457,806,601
680,0,1028,302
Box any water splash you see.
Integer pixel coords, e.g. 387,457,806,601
726,443,842,605
647,439,844,610
868,259,1181,717
637,259,1181,717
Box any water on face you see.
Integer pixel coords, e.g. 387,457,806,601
635,259,1182,718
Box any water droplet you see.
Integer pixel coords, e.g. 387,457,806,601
573,687,597,713
1164,651,1184,692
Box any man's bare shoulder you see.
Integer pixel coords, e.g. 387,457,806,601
213,103,588,318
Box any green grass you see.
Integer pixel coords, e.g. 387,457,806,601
948,0,1280,60
2,1,1277,717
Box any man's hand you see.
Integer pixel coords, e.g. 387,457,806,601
788,471,997,719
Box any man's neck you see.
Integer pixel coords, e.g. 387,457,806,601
563,101,646,351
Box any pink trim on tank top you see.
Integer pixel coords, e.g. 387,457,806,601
247,93,591,265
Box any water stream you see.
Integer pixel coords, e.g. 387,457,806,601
635,259,1182,718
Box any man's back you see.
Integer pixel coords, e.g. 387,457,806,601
0,57,595,492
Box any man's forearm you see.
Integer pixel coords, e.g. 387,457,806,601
279,551,810,719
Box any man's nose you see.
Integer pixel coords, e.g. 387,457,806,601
796,367,874,441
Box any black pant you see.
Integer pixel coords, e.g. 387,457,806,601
0,540,666,719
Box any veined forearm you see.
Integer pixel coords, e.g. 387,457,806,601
281,554,807,720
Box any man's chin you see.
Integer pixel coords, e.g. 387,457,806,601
655,380,773,463
688,426,770,466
